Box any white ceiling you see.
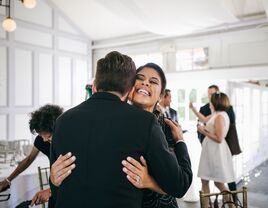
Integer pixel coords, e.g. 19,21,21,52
50,0,267,41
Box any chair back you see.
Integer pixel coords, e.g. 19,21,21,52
199,186,248,208
38,166,50,208
38,166,50,190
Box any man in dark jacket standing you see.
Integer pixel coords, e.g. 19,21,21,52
197,85,219,143
51,51,192,208
159,89,178,122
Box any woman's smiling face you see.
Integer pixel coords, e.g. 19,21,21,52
129,67,162,112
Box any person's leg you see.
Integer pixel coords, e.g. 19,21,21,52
228,181,238,203
214,182,234,208
201,179,210,208
227,181,236,191
214,182,228,192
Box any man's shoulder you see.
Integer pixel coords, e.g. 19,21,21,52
33,135,43,146
127,103,155,118
200,103,209,109
200,103,210,111
170,107,177,113
199,103,211,115
55,102,84,123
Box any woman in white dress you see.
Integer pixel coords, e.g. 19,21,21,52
190,92,235,207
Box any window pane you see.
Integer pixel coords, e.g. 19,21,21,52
73,59,88,105
39,53,53,105
131,53,163,68
189,89,197,102
15,49,32,106
178,107,185,121
176,47,209,71
176,49,192,71
177,89,185,103
58,57,71,106
0,114,7,139
193,48,209,70
0,47,7,106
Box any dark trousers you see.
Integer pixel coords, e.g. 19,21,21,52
228,181,237,202
228,181,237,191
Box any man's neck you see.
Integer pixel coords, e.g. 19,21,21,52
106,91,128,101
159,103,168,109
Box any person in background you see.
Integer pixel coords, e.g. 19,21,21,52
50,54,192,208
0,104,63,207
195,85,237,193
190,92,235,207
159,89,178,122
197,85,219,144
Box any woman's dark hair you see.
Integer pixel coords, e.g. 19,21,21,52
95,51,136,96
136,63,166,94
210,92,230,111
29,104,63,134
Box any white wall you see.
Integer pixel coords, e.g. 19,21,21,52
93,27,268,78
0,0,92,141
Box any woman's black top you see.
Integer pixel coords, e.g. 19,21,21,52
141,110,178,208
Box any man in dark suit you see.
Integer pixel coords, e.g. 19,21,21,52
159,89,178,122
50,51,192,208
197,85,219,143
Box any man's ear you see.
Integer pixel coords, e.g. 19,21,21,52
127,86,135,101
92,80,97,93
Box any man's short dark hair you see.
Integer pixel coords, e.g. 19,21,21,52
164,89,171,97
208,85,219,92
29,104,63,134
95,51,136,96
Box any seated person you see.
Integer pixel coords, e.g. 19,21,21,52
0,104,63,207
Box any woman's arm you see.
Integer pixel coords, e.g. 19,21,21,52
197,114,225,143
122,156,166,194
189,102,210,123
0,146,40,192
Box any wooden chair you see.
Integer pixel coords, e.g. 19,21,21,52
38,166,50,208
0,140,17,163
199,186,248,208
0,194,10,202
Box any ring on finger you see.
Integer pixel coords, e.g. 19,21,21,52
135,175,141,183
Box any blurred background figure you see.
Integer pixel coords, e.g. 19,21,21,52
0,104,63,207
193,85,238,194
190,92,235,208
197,85,219,144
159,89,178,122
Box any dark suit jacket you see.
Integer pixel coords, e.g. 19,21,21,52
198,103,211,143
198,104,235,143
51,92,192,208
169,107,178,122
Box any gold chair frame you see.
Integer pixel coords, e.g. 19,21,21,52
38,166,50,208
199,186,247,208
